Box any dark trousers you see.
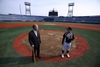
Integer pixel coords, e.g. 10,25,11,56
32,45,40,62
34,45,40,57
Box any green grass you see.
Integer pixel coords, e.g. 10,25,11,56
59,22,100,26
0,21,100,26
0,25,100,67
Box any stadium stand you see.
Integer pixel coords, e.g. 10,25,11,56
0,14,15,21
71,16,100,23
0,14,100,23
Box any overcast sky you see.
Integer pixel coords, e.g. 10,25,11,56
0,0,100,16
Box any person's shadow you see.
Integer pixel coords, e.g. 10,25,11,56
0,56,32,65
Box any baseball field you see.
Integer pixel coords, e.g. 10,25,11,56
0,22,100,67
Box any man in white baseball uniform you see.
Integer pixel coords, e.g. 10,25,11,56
61,27,75,58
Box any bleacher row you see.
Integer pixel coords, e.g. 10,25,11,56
0,14,45,22
0,14,100,23
54,16,100,23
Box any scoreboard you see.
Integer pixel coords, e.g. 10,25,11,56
49,10,58,16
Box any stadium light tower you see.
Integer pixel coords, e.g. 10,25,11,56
25,2,31,15
68,3,74,17
19,4,21,15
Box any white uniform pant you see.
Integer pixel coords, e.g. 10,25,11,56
62,42,71,51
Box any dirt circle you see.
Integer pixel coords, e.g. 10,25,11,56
22,30,78,57
13,30,88,62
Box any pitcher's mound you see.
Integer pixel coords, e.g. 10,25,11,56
22,30,78,57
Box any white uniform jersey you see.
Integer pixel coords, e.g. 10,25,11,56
63,32,74,51
64,32,73,41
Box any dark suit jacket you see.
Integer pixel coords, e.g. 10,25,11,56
28,30,41,48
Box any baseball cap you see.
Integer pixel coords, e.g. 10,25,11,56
66,27,72,30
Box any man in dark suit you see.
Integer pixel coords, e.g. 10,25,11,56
28,24,41,60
